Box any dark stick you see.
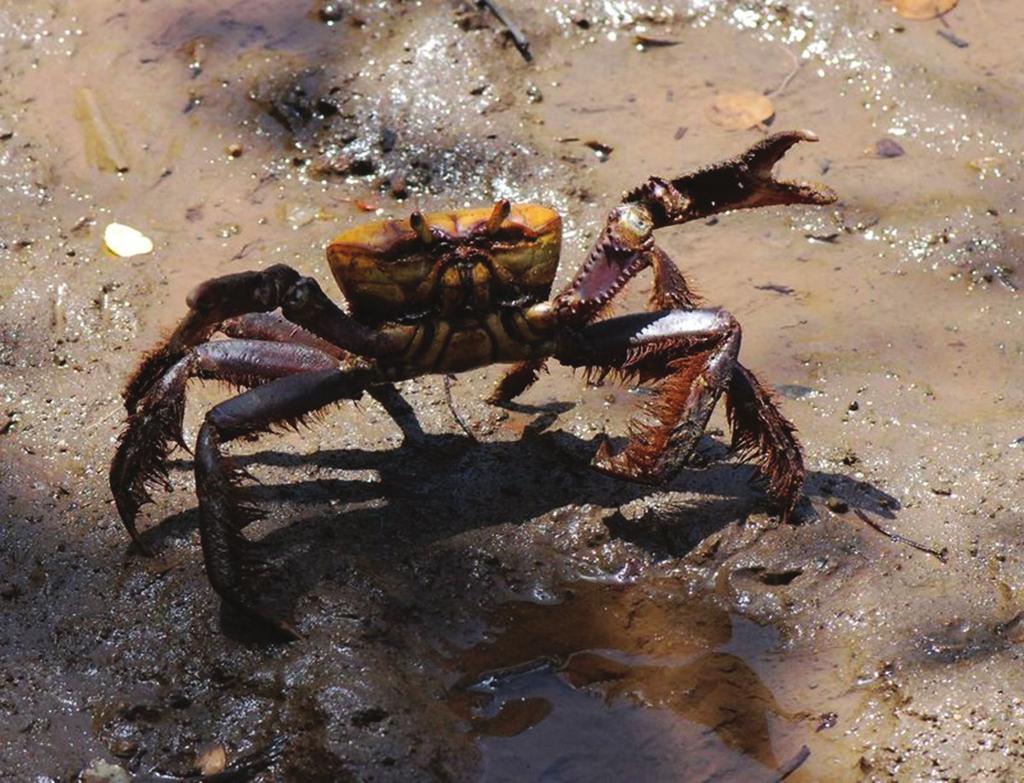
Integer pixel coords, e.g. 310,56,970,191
444,375,479,442
853,509,948,563
476,0,532,61
772,745,810,782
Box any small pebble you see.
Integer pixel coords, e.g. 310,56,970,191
825,497,849,513
875,138,905,158
389,174,408,199
108,738,138,758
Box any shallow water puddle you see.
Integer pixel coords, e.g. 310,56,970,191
446,581,813,782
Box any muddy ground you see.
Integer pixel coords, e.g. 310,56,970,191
1,1,1023,781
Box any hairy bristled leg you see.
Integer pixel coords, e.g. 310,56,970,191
555,309,802,517
646,246,804,518
221,312,423,442
111,339,341,550
556,308,737,478
114,269,419,550
194,367,372,638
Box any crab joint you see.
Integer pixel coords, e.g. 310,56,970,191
524,301,556,332
410,212,433,244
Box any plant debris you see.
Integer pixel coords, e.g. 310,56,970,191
583,140,613,161
633,35,680,51
74,88,129,174
476,0,532,62
853,510,948,562
937,28,969,47
706,91,775,130
886,0,959,20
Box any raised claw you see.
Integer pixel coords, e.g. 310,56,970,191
624,130,837,229
732,129,838,209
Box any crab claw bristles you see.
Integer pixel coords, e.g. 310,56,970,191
485,199,512,234
410,212,433,244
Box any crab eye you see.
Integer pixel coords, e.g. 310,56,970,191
409,212,433,245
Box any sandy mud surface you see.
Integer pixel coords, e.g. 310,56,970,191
1,1,1022,780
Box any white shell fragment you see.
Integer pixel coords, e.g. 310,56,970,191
103,222,154,257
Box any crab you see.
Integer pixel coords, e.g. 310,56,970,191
111,131,836,638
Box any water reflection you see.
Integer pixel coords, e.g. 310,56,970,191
448,581,807,782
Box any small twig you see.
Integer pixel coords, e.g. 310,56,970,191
443,375,478,442
476,0,532,62
853,509,948,563
772,745,811,782
766,45,802,99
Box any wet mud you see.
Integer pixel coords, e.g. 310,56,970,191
1,1,1023,781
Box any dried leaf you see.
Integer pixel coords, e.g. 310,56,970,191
887,0,958,20
74,88,129,174
103,223,154,257
706,91,775,131
197,743,227,776
583,140,613,161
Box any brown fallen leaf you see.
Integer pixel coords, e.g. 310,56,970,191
887,0,958,20
74,88,130,174
706,91,775,131
583,140,613,161
196,743,227,776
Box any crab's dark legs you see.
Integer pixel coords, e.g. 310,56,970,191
647,246,701,311
195,367,372,638
124,266,405,413
555,308,736,468
124,265,300,412
647,246,805,518
111,339,342,550
724,363,803,519
221,312,423,442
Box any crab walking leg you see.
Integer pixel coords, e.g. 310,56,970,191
111,340,340,551
647,246,702,311
125,267,409,413
644,247,804,518
555,308,802,515
194,367,371,639
486,358,547,404
724,363,804,520
221,312,423,442
220,312,348,359
124,265,301,412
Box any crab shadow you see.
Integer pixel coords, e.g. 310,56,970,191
145,416,898,639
